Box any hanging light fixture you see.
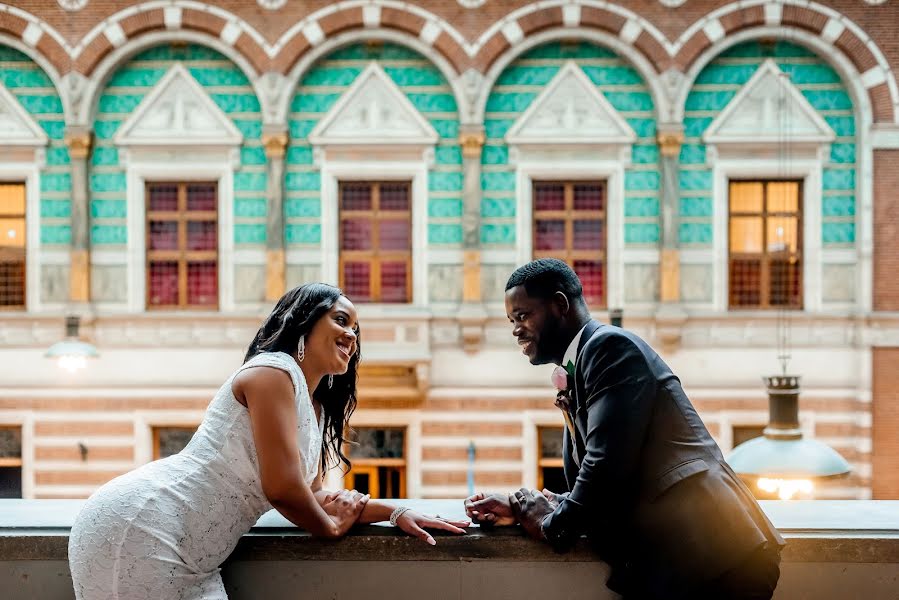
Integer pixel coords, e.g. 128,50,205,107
728,374,850,499
45,315,99,373
726,53,850,499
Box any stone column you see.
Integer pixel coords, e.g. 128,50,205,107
459,126,485,303
262,127,288,302
657,126,684,304
457,126,487,352
65,127,91,304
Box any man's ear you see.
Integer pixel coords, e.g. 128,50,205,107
551,291,571,318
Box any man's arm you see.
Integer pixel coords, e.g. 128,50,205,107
541,333,656,552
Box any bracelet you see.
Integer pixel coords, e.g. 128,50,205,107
389,506,411,526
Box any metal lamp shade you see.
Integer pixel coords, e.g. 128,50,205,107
728,436,851,479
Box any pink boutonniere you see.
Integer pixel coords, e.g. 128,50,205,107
551,360,577,436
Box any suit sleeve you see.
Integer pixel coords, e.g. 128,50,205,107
541,333,656,552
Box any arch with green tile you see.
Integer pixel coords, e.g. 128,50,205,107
285,42,463,251
89,43,265,249
680,40,857,249
0,44,70,248
480,41,661,249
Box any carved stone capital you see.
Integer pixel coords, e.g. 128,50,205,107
65,131,92,159
262,132,288,159
657,129,684,158
459,129,485,159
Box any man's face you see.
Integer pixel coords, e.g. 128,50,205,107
505,285,563,365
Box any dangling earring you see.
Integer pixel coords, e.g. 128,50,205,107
327,374,334,389
297,336,305,362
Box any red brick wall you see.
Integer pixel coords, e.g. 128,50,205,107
873,348,899,499
874,150,899,312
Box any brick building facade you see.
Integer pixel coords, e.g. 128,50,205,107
0,0,897,500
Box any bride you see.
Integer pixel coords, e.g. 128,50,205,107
68,283,468,599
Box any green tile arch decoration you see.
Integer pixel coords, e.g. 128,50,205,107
681,40,857,248
481,41,660,249
286,42,463,249
0,44,71,246
89,43,265,248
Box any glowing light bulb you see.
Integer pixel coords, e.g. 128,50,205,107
757,477,813,500
58,355,87,373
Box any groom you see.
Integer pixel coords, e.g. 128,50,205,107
464,259,784,599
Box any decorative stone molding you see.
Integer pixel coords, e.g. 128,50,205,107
309,62,438,150
506,61,636,147
262,131,288,159
459,130,485,159
64,131,91,159
657,129,684,157
57,0,88,11
113,64,243,148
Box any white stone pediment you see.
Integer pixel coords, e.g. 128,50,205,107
704,59,835,146
505,61,636,146
309,62,438,146
0,84,48,146
114,64,242,147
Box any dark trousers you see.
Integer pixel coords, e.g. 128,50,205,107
622,543,782,600
693,543,782,600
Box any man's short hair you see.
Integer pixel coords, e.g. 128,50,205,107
505,258,584,302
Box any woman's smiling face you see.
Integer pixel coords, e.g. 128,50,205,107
305,295,359,375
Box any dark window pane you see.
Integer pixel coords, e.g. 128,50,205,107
148,221,178,250
341,184,372,211
535,219,565,250
0,429,21,458
770,258,801,307
0,467,22,499
573,219,603,250
341,219,372,251
733,425,765,448
156,427,196,458
148,184,178,212
535,183,564,212
540,427,564,459
148,261,179,306
187,221,217,251
187,261,217,306
574,260,604,304
378,220,410,251
573,184,604,211
380,261,408,303
379,466,403,499
541,467,567,495
379,184,410,211
186,184,216,211
353,472,371,495
730,259,761,307
342,262,371,301
351,428,405,459
0,259,25,307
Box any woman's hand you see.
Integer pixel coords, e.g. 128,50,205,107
322,489,370,536
395,510,469,546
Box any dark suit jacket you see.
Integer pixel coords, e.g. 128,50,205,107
542,321,784,598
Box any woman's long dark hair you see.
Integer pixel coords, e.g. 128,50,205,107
244,283,360,473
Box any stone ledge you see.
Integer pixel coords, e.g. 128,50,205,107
1,500,897,563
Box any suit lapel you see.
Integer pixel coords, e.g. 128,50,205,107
570,320,601,463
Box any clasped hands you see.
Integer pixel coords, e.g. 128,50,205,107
464,488,562,541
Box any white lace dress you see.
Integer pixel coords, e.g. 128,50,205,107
68,352,323,599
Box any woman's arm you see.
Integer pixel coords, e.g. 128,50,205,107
236,367,367,539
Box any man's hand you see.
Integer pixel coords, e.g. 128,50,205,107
541,488,565,508
464,492,517,526
509,488,554,541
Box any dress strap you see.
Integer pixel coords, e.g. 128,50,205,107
235,352,306,397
